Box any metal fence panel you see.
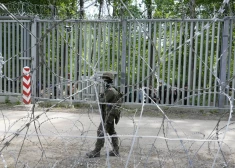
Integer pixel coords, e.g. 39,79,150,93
1,17,233,108
0,19,31,96
125,19,223,107
35,20,122,102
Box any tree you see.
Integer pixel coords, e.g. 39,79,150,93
151,0,173,18
98,0,104,19
79,0,84,19
0,0,79,19
144,0,152,19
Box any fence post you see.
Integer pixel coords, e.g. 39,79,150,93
23,66,31,104
31,17,38,104
121,19,127,96
218,17,230,108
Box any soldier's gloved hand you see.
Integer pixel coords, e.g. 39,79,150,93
115,116,120,125
99,93,104,98
114,109,121,125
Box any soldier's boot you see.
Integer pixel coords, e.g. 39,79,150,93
86,138,104,158
86,149,100,158
109,137,119,157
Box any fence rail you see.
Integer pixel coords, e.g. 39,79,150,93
0,17,235,108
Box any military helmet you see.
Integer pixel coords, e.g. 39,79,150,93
102,72,114,80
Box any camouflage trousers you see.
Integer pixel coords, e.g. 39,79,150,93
94,121,119,152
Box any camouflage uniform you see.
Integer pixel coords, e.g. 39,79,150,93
86,72,121,158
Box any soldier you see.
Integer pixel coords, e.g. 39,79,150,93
86,72,122,158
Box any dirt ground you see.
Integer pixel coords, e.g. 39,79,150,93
0,104,235,168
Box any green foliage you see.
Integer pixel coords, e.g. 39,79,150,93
153,0,176,18
5,96,10,104
152,0,234,19
16,100,21,105
1,0,78,19
1,0,234,19
127,5,142,18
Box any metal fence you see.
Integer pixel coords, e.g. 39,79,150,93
0,18,31,97
0,17,235,107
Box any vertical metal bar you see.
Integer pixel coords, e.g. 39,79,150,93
12,22,15,93
31,18,37,103
65,25,69,98
152,22,157,102
127,21,132,102
27,23,31,66
226,19,233,106
22,23,25,69
219,17,230,108
60,24,64,99
8,22,11,92
69,25,73,103
177,22,183,103
93,23,97,70
192,22,199,106
102,23,106,71
97,23,101,70
35,21,39,98
25,23,28,66
0,22,2,93
132,22,137,102
203,22,210,106
187,21,194,105
92,23,97,98
182,22,188,105
107,23,111,69
74,22,78,100
198,22,204,106
218,18,229,108
3,23,6,93
161,21,167,104
23,23,26,67
112,23,115,70
47,23,51,99
56,23,60,99
83,23,87,99
38,22,42,98
166,22,172,104
83,22,87,75
43,23,46,98
142,22,146,103
20,23,23,68
208,22,215,106
136,23,141,103
93,23,100,100
20,23,24,94
117,22,121,86
78,22,82,99
87,23,92,97
51,22,55,99
214,22,221,106
16,22,19,93
157,22,162,102
232,22,235,106
147,22,152,103
172,21,177,104
121,19,127,94
38,22,42,97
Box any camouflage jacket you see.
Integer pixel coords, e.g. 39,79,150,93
99,86,121,123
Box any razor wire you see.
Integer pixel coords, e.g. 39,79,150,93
0,0,235,167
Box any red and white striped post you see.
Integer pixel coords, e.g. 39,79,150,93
22,66,31,104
